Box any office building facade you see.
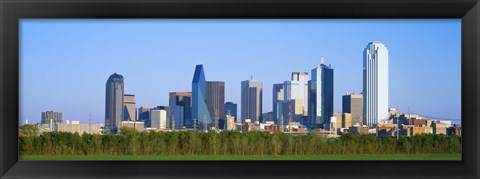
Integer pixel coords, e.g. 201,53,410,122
105,73,124,133
241,79,263,123
150,109,167,130
138,105,150,127
123,94,136,121
41,111,63,124
363,42,389,127
272,83,284,125
170,105,185,129
169,92,192,127
224,102,237,119
283,80,305,124
308,57,334,129
206,81,225,126
291,72,309,116
342,93,364,126
191,65,212,129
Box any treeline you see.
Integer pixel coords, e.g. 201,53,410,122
19,127,461,156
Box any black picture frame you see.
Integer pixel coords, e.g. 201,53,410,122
1,0,479,178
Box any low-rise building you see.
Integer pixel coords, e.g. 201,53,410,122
447,124,462,137
412,126,426,135
425,126,433,134
412,119,427,127
377,123,397,137
348,125,369,134
432,122,447,135
121,121,145,132
57,121,102,135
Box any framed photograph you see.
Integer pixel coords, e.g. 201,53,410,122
1,0,479,178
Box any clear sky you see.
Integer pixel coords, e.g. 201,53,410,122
19,19,461,125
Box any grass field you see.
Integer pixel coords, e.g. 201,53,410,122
20,154,461,161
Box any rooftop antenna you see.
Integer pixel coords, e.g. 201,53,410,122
320,56,325,64
251,73,253,80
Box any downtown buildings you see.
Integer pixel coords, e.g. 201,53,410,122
100,42,389,134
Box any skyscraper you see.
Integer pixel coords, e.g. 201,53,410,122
41,111,63,124
308,57,334,129
191,65,212,129
291,72,309,116
138,105,150,127
241,79,263,123
224,102,237,119
41,111,63,131
150,109,167,130
342,93,363,126
363,42,389,127
272,83,284,125
283,81,304,123
169,92,192,127
206,81,225,126
153,106,170,129
283,72,309,124
105,73,124,133
170,105,184,129
123,94,136,121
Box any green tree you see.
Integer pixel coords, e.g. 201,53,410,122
19,124,39,137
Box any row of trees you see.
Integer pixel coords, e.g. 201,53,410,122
19,126,461,156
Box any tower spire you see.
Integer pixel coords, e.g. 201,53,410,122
320,56,325,64
251,73,253,80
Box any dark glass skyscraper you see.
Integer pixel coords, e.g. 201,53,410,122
105,73,124,133
191,65,212,129
169,92,192,127
308,58,334,129
206,81,225,124
224,102,237,119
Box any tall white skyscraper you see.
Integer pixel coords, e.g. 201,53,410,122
363,42,389,127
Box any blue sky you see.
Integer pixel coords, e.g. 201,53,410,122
19,19,461,125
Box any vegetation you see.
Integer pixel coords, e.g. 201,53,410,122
19,124,39,137
20,154,461,160
19,127,461,156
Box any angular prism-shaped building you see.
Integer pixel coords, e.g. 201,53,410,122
191,65,212,129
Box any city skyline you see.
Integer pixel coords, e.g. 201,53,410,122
20,19,461,124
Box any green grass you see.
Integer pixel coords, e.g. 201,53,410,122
20,153,461,161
